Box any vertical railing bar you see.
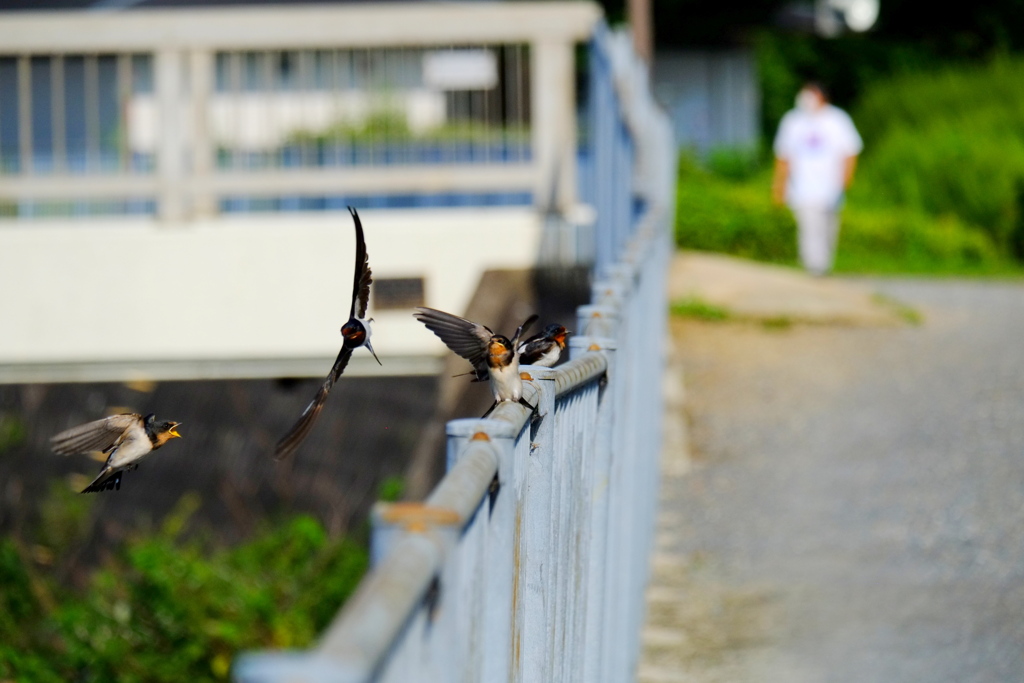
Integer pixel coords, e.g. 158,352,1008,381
362,46,372,170
331,48,341,170
229,50,242,174
345,48,355,171
51,54,66,174
17,55,32,175
391,47,400,168
261,50,275,172
116,53,131,172
0,58,4,171
518,43,527,165
558,389,575,682
383,47,392,173
499,44,509,162
83,53,99,173
440,45,450,168
477,51,486,167
297,48,311,169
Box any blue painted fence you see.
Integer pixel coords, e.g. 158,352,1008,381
234,23,676,683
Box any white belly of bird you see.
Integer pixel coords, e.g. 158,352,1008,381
533,345,561,368
107,431,153,469
489,359,523,403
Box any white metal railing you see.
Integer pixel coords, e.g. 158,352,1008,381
0,3,599,219
233,23,676,683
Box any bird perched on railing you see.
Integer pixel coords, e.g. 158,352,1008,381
458,322,572,381
414,307,538,418
274,206,379,460
51,413,182,493
519,324,572,368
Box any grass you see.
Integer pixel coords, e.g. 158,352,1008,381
671,298,732,322
669,300,792,330
871,293,924,325
760,316,794,330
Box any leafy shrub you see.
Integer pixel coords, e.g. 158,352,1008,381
675,154,1008,274
675,157,798,264
838,203,1003,273
854,59,1024,146
860,122,1024,251
0,496,368,683
850,59,1024,257
704,146,766,182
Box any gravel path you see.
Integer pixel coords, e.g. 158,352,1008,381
643,279,1024,683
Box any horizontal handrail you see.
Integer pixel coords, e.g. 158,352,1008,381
0,3,601,52
235,350,610,682
0,166,538,201
0,2,593,218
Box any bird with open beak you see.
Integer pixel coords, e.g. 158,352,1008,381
51,413,182,493
415,307,538,418
518,324,572,368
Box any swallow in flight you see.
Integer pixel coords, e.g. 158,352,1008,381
519,324,572,368
414,307,538,418
274,206,379,460
51,413,182,493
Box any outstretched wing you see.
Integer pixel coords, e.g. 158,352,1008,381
511,314,539,348
274,346,354,461
51,414,141,455
348,207,373,321
414,307,493,370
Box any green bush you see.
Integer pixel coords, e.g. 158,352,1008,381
675,154,1009,274
860,122,1024,252
675,157,798,263
704,146,766,182
853,59,1024,146
838,204,1003,273
0,496,368,683
848,60,1024,257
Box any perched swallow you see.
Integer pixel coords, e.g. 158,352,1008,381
414,307,538,418
518,324,572,368
274,206,379,461
458,322,573,381
51,413,182,493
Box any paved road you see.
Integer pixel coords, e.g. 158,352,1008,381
643,279,1024,683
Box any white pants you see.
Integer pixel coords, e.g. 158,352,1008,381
793,206,840,275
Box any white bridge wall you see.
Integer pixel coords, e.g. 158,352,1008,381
0,207,541,382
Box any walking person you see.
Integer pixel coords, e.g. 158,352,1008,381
772,81,862,276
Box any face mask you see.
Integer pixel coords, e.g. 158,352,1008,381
796,90,819,112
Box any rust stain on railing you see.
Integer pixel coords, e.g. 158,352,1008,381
378,502,461,532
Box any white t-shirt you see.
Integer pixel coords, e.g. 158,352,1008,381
773,104,863,208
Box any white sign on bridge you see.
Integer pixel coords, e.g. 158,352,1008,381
423,50,498,90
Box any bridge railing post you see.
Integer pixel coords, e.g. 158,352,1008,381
513,366,556,682
443,418,520,683
568,335,617,683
